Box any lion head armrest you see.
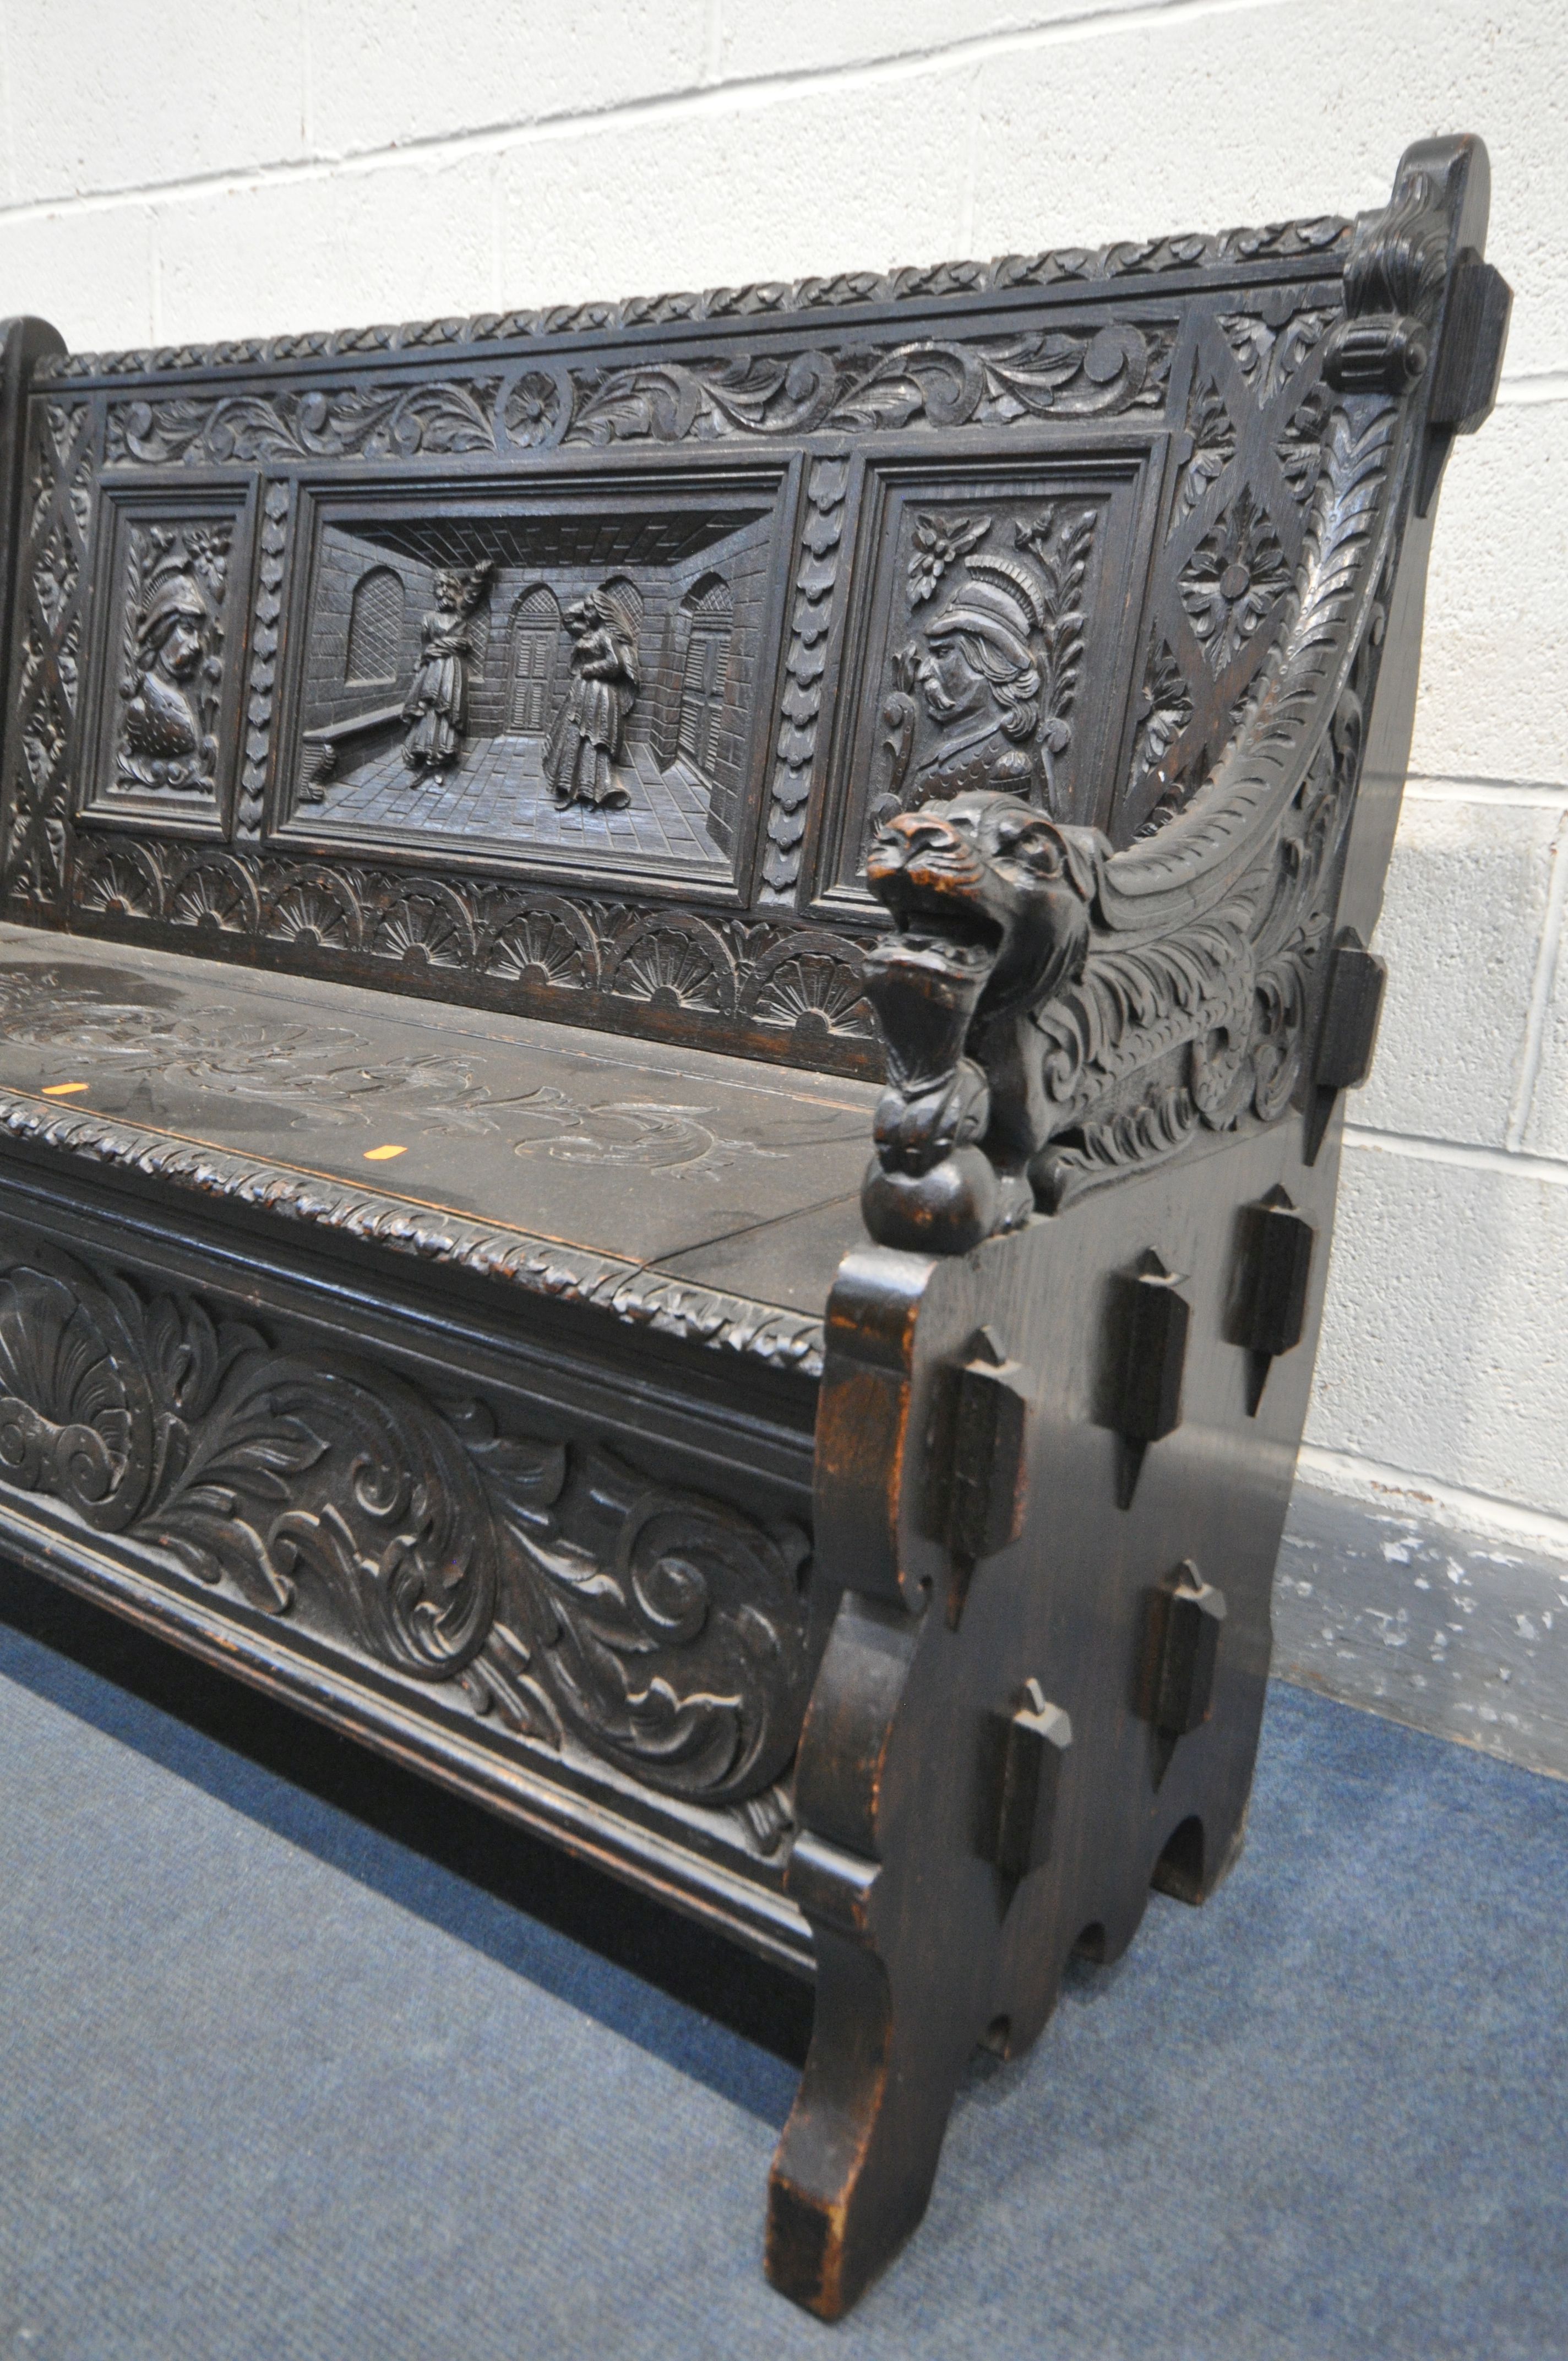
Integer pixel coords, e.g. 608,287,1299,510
859,135,1511,1254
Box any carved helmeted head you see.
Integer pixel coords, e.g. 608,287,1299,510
916,553,1045,749
866,789,1108,1024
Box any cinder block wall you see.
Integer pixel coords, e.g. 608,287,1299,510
2,2,1564,1568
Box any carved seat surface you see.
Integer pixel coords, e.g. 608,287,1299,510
0,923,869,1369
0,135,1510,2320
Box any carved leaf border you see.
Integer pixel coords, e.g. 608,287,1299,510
49,214,1349,382
102,321,1175,467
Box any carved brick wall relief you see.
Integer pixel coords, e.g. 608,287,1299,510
0,1228,815,1805
279,477,788,897
1,401,93,911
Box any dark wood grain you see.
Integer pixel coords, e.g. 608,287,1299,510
0,137,1509,2319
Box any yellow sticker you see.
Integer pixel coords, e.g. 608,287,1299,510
363,1144,407,1161
41,1081,90,1097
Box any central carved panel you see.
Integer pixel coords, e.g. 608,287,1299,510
277,467,796,892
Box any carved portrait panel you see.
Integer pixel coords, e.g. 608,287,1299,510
78,485,254,838
811,450,1160,913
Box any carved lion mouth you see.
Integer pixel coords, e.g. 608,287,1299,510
875,868,1004,972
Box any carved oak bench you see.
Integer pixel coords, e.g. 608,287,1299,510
0,137,1507,2317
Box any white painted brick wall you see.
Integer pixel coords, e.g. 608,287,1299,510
1,0,1564,1554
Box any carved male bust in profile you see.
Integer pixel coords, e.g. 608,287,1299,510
117,526,228,793
909,556,1048,799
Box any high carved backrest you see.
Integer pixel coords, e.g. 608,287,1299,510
0,186,1469,1082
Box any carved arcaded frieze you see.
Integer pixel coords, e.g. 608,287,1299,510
48,214,1349,382
0,1230,815,1802
66,834,878,1054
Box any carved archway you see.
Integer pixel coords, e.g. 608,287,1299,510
506,584,562,733
677,573,733,775
345,565,404,684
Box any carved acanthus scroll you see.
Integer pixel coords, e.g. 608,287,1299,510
0,1233,812,1803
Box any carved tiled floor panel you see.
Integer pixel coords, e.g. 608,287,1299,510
0,925,873,1324
316,733,730,871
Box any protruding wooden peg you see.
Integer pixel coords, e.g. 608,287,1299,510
1101,1252,1190,1506
1427,253,1512,435
1306,929,1386,1162
1230,1188,1316,1412
978,1678,1072,1884
928,1328,1031,1624
1148,1562,1226,1739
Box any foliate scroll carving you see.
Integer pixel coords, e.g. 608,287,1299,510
101,324,1172,475
2,404,92,910
1169,378,1236,523
1127,640,1196,835
113,523,231,793
106,379,505,466
1219,306,1336,399
48,215,1349,383
0,1233,813,1802
563,322,1172,447
854,139,1461,1253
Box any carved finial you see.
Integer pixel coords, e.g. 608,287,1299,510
1321,166,1452,396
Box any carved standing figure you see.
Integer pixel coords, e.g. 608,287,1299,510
543,580,641,810
117,525,230,793
401,565,491,777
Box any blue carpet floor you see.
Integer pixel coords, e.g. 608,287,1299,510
1,1591,1565,2360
